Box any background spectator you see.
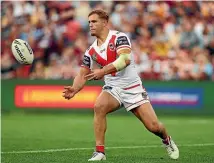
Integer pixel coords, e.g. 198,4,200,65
1,1,214,81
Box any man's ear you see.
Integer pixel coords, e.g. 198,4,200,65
102,20,108,27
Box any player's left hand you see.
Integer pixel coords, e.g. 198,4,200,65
85,69,105,80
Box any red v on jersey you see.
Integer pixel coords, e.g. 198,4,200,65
88,35,117,70
107,35,117,76
107,35,117,64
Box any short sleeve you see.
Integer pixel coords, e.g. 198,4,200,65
81,50,93,70
115,33,131,53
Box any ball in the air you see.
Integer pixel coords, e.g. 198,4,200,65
11,39,34,64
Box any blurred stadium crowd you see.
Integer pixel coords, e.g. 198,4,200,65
1,1,214,80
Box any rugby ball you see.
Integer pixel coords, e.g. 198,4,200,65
11,39,34,64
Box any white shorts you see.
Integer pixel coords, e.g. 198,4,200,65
103,84,150,111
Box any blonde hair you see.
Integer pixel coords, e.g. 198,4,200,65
88,9,109,22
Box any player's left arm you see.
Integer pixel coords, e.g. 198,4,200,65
101,48,131,75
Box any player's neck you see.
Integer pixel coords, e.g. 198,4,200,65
97,29,110,47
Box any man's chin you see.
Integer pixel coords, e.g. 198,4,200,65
90,32,96,36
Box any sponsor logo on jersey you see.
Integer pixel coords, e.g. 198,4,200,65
116,36,130,48
109,43,115,51
100,49,106,53
92,54,103,68
82,55,91,68
91,54,97,61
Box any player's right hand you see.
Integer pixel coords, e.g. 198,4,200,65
62,86,76,100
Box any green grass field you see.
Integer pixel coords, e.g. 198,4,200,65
1,112,214,163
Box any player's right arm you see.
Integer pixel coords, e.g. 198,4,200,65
63,51,93,100
63,67,90,100
73,67,90,92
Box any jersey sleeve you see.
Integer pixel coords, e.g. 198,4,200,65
115,32,132,53
81,50,93,70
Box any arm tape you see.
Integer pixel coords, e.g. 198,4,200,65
112,53,130,71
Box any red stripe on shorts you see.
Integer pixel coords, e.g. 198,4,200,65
124,84,140,90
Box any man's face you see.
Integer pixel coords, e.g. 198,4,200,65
88,14,106,36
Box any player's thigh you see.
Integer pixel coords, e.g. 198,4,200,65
131,102,159,129
94,90,120,114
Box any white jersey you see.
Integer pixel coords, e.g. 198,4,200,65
81,30,142,88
